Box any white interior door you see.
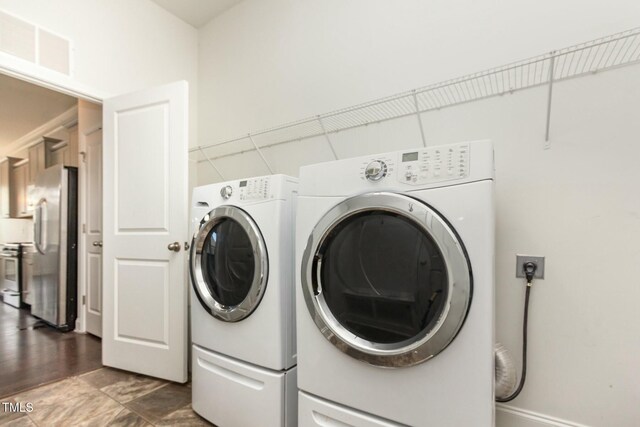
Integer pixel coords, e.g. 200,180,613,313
103,81,188,383
85,128,103,337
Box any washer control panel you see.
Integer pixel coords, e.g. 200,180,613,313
398,143,470,185
238,176,271,201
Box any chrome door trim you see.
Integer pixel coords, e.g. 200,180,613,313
190,205,268,322
301,192,472,368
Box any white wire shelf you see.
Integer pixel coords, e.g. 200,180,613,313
191,26,640,169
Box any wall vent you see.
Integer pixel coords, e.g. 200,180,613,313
0,11,36,62
38,28,71,75
0,10,72,76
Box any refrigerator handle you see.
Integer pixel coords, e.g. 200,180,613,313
41,200,47,251
34,198,47,254
33,201,39,248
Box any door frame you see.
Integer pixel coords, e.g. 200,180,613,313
79,123,103,336
0,62,105,334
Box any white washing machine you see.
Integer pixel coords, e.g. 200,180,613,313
189,174,298,427
295,141,495,427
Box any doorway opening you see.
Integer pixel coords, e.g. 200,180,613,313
0,72,103,398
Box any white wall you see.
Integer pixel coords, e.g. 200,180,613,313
0,0,198,148
0,219,32,242
197,0,640,145
197,1,640,426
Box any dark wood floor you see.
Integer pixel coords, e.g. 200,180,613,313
0,302,102,398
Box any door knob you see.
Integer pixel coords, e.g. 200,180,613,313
167,242,181,252
92,241,103,247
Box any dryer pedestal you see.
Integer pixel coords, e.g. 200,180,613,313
192,345,297,427
299,392,403,427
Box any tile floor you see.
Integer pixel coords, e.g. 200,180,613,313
0,367,213,426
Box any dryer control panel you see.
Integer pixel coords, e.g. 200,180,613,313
239,176,271,201
397,143,470,185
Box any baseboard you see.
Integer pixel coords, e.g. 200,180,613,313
496,404,590,427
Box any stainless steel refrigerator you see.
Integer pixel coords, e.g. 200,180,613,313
31,165,78,331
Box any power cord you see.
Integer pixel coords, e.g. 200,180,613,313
496,262,537,403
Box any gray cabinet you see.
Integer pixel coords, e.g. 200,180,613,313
2,129,78,219
10,158,29,218
28,141,46,184
27,136,63,183
67,125,79,167
45,129,77,168
0,160,9,218
48,145,67,167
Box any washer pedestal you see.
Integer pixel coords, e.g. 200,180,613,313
192,345,297,427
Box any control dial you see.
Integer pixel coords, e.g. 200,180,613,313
220,185,233,199
364,160,388,182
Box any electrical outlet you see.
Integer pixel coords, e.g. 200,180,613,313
516,255,545,279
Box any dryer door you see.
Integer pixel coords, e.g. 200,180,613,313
301,192,471,367
190,206,268,322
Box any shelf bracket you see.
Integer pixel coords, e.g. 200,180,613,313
317,116,338,159
544,52,556,148
412,91,427,147
198,147,226,180
248,134,274,174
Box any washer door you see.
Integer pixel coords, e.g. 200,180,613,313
190,206,268,322
301,192,472,367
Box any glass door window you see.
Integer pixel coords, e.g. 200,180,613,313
190,206,268,322
3,258,18,292
319,211,448,344
201,218,255,307
301,192,472,367
5,258,17,282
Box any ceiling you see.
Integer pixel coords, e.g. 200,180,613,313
150,0,243,28
0,74,77,148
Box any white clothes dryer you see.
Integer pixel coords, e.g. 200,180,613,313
295,141,495,427
190,174,298,427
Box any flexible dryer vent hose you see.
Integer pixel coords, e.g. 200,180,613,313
494,342,517,399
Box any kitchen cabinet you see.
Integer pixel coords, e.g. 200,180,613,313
10,158,30,218
3,129,78,219
24,126,79,189
48,144,67,167
45,127,78,168
67,125,79,167
0,159,9,218
29,136,72,184
28,139,47,184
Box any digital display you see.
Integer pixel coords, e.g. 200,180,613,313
402,152,419,162
239,180,247,187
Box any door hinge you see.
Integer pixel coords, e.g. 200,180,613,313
80,151,87,163
82,295,86,305
82,223,86,233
